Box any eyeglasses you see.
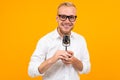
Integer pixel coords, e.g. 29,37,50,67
58,14,77,22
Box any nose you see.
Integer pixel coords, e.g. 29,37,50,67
65,18,70,23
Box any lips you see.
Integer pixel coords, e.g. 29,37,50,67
61,22,73,28
63,25,70,30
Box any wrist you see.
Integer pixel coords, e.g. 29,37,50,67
50,56,58,64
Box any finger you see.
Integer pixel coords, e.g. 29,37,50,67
59,55,65,60
61,54,68,58
65,52,72,58
62,60,71,64
67,51,74,55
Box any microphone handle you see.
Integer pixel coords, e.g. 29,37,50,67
65,46,67,51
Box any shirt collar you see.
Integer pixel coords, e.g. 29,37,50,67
52,28,75,39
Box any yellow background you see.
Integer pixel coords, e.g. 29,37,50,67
1,0,120,80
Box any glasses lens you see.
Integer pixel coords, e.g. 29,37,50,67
69,16,77,22
59,15,67,21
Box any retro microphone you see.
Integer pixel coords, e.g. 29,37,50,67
62,35,70,51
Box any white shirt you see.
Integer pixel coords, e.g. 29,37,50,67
28,29,91,80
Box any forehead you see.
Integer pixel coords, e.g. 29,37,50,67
58,6,76,15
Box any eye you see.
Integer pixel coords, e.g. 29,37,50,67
69,15,77,22
69,16,75,19
60,15,67,19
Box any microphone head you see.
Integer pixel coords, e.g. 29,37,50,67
62,35,70,47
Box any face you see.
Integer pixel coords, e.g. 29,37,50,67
56,6,77,35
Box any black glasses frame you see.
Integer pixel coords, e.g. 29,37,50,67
58,15,77,22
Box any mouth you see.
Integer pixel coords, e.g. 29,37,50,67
62,23,73,29
63,25,70,29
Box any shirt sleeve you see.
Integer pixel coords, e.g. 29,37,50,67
28,37,48,77
79,37,91,74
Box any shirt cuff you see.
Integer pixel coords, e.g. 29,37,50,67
79,61,90,74
35,63,45,76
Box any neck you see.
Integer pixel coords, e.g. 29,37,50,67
57,27,71,38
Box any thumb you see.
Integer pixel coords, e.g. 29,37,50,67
67,51,74,56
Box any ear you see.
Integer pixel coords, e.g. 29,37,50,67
56,16,59,22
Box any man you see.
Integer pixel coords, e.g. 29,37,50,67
28,2,91,80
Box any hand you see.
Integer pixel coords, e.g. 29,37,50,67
52,50,72,62
61,51,74,65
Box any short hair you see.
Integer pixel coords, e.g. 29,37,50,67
57,2,76,14
58,2,76,9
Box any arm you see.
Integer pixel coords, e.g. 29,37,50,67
70,56,83,71
62,50,90,73
38,50,71,74
28,38,71,77
38,55,57,74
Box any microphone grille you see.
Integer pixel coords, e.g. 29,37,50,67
62,35,70,47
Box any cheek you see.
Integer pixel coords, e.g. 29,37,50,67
58,21,63,26
71,21,75,24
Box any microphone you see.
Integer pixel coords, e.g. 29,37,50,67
62,35,70,51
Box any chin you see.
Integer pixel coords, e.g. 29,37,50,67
63,30,70,34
